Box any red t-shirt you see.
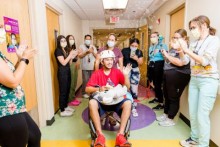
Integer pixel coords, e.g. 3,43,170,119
86,68,125,87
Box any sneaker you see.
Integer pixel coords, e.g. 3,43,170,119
68,100,80,106
83,94,89,98
180,137,198,147
65,106,75,112
156,114,168,122
159,118,175,127
152,104,164,110
60,110,73,117
94,133,106,147
132,108,138,117
149,98,159,104
115,133,131,147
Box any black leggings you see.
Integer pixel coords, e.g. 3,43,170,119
0,112,41,147
152,61,164,103
163,70,190,119
58,67,71,111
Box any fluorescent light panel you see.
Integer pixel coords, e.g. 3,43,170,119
102,0,128,9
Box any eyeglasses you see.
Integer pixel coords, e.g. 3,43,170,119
189,26,196,31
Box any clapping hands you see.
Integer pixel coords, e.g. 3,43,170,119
122,63,132,75
15,43,37,60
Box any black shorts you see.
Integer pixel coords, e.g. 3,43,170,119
96,98,130,116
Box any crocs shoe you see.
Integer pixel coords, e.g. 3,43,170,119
115,133,131,147
68,100,80,106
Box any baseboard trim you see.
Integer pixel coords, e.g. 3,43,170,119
46,116,55,126
179,113,218,147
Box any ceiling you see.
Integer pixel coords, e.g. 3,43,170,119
63,0,168,20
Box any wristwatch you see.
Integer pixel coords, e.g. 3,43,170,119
20,58,29,65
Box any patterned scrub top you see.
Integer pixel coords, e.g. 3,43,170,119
0,51,26,118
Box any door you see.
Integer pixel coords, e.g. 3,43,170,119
170,6,185,39
136,25,148,87
46,7,60,112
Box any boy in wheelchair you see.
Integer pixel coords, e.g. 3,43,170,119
86,50,132,147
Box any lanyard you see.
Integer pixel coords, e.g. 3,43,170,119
193,35,209,54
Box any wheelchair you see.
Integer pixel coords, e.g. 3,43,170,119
88,95,132,147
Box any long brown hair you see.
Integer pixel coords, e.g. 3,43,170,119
175,29,189,44
66,35,76,53
189,15,216,35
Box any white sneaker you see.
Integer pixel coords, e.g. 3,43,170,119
83,94,89,98
132,108,138,117
156,114,168,122
159,118,175,127
60,110,73,117
180,137,198,147
65,106,75,112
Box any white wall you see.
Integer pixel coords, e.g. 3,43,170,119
149,0,220,145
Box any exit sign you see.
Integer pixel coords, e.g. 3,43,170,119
110,16,120,23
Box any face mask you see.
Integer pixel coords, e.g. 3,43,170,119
171,41,180,49
0,27,6,44
12,39,17,46
191,28,201,40
69,40,75,46
61,42,67,48
150,38,158,44
130,46,137,52
107,40,115,48
85,40,91,46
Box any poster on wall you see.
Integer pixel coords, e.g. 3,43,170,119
3,16,20,53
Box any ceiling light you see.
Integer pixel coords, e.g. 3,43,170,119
102,0,128,9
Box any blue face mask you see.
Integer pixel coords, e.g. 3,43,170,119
107,41,115,48
85,40,91,46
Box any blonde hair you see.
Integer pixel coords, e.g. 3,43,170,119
189,15,216,35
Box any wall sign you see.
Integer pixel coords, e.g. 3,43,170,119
4,16,20,53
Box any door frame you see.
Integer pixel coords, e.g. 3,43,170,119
28,0,64,127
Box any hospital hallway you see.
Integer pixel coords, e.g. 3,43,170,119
1,0,220,147
41,85,191,147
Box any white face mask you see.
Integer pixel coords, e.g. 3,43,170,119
12,39,17,46
130,46,137,52
150,38,158,44
85,40,91,46
69,40,75,46
107,40,115,48
61,42,67,48
191,28,201,40
171,41,180,49
0,27,6,44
